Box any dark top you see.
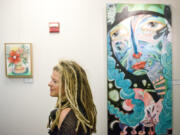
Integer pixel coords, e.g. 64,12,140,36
48,109,90,135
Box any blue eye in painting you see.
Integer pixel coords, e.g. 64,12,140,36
112,31,119,39
110,27,129,40
141,20,165,32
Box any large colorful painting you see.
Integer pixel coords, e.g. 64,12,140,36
107,4,172,135
5,43,33,78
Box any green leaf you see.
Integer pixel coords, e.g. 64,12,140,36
8,63,13,67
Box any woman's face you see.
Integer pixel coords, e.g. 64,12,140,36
48,70,64,97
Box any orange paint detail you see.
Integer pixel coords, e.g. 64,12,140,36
125,99,134,108
132,61,146,69
133,52,142,59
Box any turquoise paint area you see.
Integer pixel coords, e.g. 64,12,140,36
108,55,145,127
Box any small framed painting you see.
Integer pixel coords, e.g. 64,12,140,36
5,43,33,78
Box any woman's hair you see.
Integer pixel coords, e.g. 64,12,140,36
48,60,97,134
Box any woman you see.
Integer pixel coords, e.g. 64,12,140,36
47,60,97,135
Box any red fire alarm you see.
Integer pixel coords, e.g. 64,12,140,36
49,22,60,33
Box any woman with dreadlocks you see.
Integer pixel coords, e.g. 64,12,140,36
47,60,97,135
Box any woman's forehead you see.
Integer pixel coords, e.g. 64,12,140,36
52,70,60,78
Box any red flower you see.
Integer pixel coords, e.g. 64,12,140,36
8,50,21,64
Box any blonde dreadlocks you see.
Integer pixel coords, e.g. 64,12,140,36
47,60,97,134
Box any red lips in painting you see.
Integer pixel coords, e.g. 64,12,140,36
132,61,146,70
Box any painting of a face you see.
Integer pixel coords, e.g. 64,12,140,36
110,14,171,80
107,4,172,135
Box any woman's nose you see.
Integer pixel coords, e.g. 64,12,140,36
130,22,142,59
48,81,52,87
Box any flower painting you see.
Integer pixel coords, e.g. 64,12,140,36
5,43,33,78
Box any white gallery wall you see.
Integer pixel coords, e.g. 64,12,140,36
0,0,180,135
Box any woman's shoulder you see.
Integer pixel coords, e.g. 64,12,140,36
58,108,80,135
58,108,72,129
51,108,90,135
